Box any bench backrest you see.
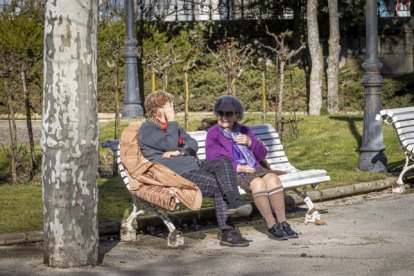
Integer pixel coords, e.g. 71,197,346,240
378,107,414,156
188,123,298,173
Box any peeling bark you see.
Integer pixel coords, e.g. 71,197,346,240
42,0,99,267
307,0,323,116
327,0,340,114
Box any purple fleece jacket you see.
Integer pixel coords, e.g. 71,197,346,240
206,124,268,172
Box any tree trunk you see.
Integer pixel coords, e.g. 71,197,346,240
274,56,280,133
42,0,99,267
276,61,285,136
4,78,18,184
261,69,267,124
327,0,340,114
184,69,189,131
21,68,36,177
151,71,156,92
163,72,168,91
227,75,233,95
307,0,323,116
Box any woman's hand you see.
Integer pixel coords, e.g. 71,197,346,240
163,102,175,122
162,150,181,159
233,134,252,146
237,164,256,173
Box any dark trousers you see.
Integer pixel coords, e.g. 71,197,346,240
182,158,239,230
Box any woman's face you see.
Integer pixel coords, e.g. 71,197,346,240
155,101,169,122
216,103,238,130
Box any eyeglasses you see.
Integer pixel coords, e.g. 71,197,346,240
217,110,236,117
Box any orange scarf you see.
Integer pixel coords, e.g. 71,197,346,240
157,119,184,145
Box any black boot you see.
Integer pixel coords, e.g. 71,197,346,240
280,221,299,238
219,229,249,247
225,192,252,218
268,223,289,241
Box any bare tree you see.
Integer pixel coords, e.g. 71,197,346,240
327,0,340,114
307,0,323,116
210,39,254,95
2,69,18,184
21,61,37,178
42,0,99,267
257,55,267,124
261,28,305,135
183,36,203,131
140,43,183,92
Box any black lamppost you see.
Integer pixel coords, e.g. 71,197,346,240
122,0,143,118
358,0,387,172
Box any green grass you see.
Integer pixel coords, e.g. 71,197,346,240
0,113,405,233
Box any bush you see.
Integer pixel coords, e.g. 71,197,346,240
0,8,413,115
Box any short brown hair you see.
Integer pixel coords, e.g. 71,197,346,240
144,90,174,119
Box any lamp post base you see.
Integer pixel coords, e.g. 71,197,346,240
358,151,387,173
122,104,144,119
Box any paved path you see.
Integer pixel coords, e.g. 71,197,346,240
0,120,41,145
1,190,414,275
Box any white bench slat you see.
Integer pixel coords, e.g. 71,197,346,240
281,175,332,189
249,123,275,132
197,141,206,147
400,132,414,142
402,138,414,149
198,152,288,164
380,106,414,117
396,126,414,136
266,156,289,164
279,169,329,180
395,119,414,129
262,139,282,147
266,144,284,151
392,113,414,122
269,163,298,172
266,151,287,158
197,148,286,157
255,132,279,140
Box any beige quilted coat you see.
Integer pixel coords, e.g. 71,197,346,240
119,121,202,211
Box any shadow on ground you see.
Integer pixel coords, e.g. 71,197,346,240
330,116,363,149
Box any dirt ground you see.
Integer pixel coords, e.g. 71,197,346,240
1,190,414,275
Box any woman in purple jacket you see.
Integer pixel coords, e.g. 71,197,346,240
206,95,299,241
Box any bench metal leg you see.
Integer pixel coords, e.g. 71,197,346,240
158,209,184,247
394,156,414,194
120,202,145,242
146,208,183,247
294,188,326,225
133,198,184,247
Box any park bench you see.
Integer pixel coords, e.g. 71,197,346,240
102,123,331,247
376,106,414,193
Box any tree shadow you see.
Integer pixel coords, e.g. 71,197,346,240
387,159,406,174
330,116,363,149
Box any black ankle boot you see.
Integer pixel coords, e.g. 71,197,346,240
268,223,288,241
280,221,299,238
225,192,252,218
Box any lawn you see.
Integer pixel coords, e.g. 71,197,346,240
0,113,404,233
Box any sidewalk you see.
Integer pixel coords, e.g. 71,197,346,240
0,177,397,246
1,185,414,275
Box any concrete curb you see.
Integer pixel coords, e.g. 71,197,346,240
0,177,396,246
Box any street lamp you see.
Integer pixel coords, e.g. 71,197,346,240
122,0,144,118
359,0,387,172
